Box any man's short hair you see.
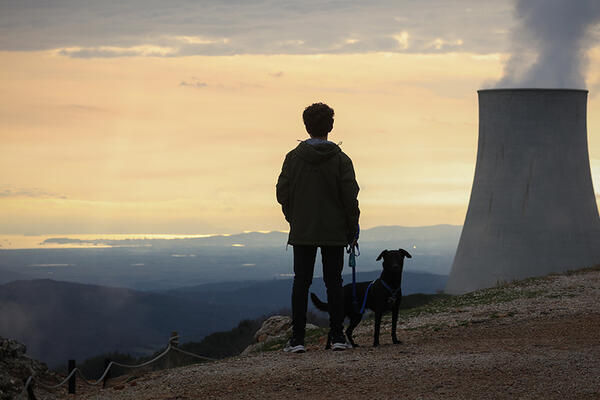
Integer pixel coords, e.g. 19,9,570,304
302,103,334,137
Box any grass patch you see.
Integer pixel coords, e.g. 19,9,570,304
261,336,289,352
394,280,549,321
359,286,542,325
560,264,600,276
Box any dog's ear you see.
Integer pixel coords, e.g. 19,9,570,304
399,248,412,258
376,250,388,261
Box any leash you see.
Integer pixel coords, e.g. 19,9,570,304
347,225,361,313
359,280,375,314
348,243,360,313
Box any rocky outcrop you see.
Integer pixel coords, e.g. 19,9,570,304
0,337,57,400
253,315,292,344
242,316,319,355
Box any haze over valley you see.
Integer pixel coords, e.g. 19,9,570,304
0,225,460,290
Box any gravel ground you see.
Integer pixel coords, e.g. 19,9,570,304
52,268,600,400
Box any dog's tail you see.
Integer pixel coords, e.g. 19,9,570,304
310,292,328,312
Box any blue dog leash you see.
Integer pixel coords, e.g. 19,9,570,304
348,243,360,313
347,225,361,313
359,280,375,314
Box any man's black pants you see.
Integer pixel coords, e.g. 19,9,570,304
292,245,345,339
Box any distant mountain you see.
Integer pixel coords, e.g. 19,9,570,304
359,224,461,250
0,269,31,284
38,225,460,250
41,231,291,249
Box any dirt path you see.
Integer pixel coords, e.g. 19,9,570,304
61,269,600,400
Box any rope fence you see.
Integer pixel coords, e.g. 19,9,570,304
21,332,215,400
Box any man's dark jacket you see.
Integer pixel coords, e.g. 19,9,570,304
276,140,360,246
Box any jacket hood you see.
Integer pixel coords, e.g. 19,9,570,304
295,140,341,164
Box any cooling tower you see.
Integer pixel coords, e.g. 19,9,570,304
446,88,600,294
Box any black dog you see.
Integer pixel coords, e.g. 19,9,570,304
311,249,412,348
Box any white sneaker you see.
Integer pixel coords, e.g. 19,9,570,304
331,342,352,351
283,338,306,353
330,333,352,351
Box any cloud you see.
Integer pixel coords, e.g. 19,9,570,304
57,45,177,58
0,0,512,57
0,187,67,199
393,31,410,50
179,78,208,88
495,0,600,88
171,35,229,45
427,38,464,51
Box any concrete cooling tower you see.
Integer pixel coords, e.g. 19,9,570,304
446,89,600,294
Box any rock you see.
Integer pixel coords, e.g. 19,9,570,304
242,316,320,355
0,337,57,400
256,334,268,343
0,338,26,358
253,316,292,343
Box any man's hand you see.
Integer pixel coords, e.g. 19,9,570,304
347,224,360,255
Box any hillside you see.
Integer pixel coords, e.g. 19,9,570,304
163,270,448,306
0,280,256,367
61,266,600,400
0,271,446,367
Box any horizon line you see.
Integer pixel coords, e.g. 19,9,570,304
2,223,463,238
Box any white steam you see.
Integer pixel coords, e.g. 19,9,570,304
496,0,600,89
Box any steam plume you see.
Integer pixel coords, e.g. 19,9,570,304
496,0,600,89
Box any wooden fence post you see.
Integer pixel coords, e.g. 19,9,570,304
67,359,76,394
170,331,179,347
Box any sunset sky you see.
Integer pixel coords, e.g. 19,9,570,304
1,0,599,235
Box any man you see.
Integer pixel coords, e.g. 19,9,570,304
276,102,360,353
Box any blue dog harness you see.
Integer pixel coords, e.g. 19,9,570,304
380,279,401,304
356,279,400,314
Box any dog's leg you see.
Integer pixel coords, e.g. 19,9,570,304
346,315,362,347
391,304,402,344
373,309,383,347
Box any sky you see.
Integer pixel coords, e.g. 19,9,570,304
1,0,600,235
